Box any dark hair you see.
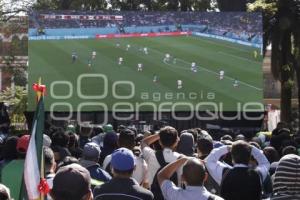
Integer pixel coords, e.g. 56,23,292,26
44,147,55,170
197,137,213,157
231,141,251,165
263,146,279,163
221,135,233,141
51,131,70,147
159,126,178,148
68,132,79,149
118,129,135,150
182,159,206,186
0,184,10,200
249,141,261,150
2,136,18,160
282,145,297,156
112,168,134,176
56,156,79,172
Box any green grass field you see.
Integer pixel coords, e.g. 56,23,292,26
28,35,263,112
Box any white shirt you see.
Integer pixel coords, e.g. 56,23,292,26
177,80,182,85
192,62,196,67
138,63,142,67
204,145,270,185
103,154,149,185
166,54,170,58
92,51,96,56
119,57,123,61
161,180,224,200
142,147,181,185
220,71,224,75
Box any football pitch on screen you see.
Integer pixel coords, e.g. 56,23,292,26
28,36,264,112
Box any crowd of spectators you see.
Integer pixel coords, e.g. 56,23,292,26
1,106,300,200
29,11,262,43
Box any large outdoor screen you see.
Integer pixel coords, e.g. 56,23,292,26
28,11,263,113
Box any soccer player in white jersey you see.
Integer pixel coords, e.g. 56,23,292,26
177,80,182,89
118,57,123,65
126,44,131,51
191,62,197,72
92,51,96,59
137,63,143,71
219,70,225,80
173,58,177,64
233,79,239,87
116,42,120,47
153,74,158,83
164,53,170,62
143,47,148,55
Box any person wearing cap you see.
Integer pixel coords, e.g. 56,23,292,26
157,156,224,200
102,129,149,188
1,134,30,200
50,163,93,200
79,142,111,188
93,147,154,200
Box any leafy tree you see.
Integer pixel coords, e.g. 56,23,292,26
0,86,27,123
248,0,300,125
217,0,255,11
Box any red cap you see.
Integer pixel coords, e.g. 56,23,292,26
17,135,30,153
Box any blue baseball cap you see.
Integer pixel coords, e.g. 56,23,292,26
111,148,135,171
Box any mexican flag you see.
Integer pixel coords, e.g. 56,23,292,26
24,96,45,200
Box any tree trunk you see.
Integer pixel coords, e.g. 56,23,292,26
280,30,293,123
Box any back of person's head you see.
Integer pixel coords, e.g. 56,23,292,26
103,132,118,149
221,134,233,142
51,163,92,200
263,146,279,163
68,132,79,149
52,131,70,148
56,156,79,172
182,158,206,186
235,134,245,141
44,146,56,172
276,121,288,130
118,129,135,150
273,154,300,195
249,141,261,150
127,127,137,137
177,132,194,156
231,140,251,165
0,184,10,200
197,136,213,158
159,126,178,148
82,142,101,161
2,136,18,160
111,147,135,177
16,134,30,158
93,125,103,136
282,145,297,156
79,124,93,137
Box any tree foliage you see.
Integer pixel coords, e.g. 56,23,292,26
248,0,300,124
